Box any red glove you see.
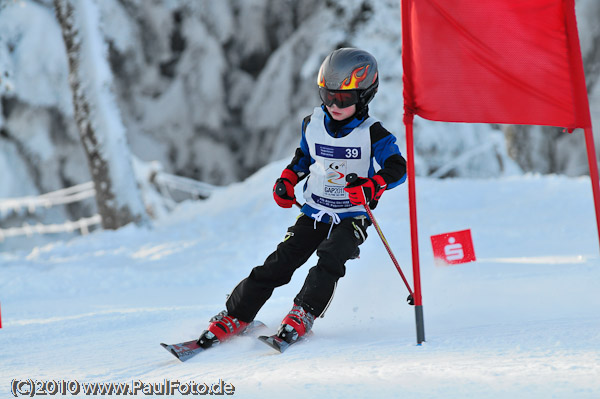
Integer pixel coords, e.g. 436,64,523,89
273,169,298,208
344,175,386,206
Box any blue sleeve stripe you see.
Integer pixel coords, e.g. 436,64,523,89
372,134,400,166
387,173,406,189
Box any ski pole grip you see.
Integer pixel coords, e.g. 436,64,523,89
275,181,287,196
346,173,358,184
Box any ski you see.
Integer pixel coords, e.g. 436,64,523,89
161,320,266,362
258,331,311,354
257,334,292,353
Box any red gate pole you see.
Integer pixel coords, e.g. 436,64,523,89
584,128,600,252
405,114,425,345
401,0,425,345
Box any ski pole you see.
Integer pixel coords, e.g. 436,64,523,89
275,181,302,209
346,173,415,305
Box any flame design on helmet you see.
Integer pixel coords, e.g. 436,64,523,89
340,65,370,90
318,65,326,87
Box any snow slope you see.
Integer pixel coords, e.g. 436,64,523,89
1,160,599,398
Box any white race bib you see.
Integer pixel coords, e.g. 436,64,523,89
303,107,376,213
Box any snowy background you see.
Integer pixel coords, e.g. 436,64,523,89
1,0,600,397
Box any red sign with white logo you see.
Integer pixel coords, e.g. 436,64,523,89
430,229,476,265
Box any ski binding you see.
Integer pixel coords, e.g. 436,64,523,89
161,320,266,362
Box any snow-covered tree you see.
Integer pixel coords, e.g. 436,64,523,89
53,0,148,229
0,0,598,209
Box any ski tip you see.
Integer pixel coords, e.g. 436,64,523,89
257,335,273,342
258,335,289,353
160,342,194,361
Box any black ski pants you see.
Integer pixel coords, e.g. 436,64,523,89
226,214,369,322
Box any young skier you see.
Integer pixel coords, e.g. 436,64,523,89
198,47,407,348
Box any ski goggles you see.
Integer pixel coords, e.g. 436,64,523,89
319,87,359,108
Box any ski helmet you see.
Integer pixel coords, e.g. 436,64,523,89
317,48,379,110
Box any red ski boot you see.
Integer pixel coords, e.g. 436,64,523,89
197,311,248,348
277,303,315,344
